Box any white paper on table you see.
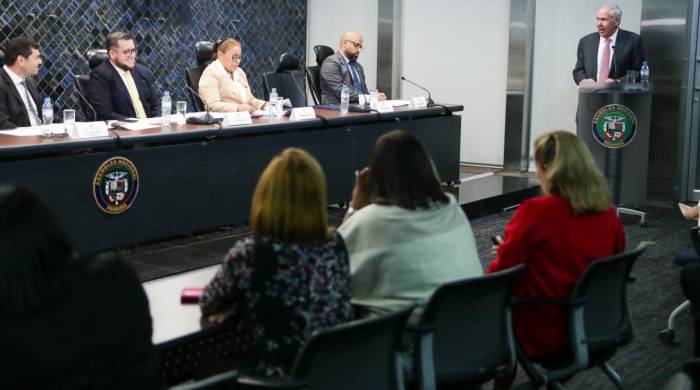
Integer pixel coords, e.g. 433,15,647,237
0,123,64,136
112,121,162,131
385,99,411,107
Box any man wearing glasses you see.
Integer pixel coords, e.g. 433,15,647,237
320,31,386,105
87,31,161,120
0,37,45,129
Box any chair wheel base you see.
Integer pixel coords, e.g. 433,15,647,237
659,329,675,344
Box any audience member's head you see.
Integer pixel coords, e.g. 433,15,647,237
0,184,72,317
534,130,610,213
215,38,242,73
250,148,329,242
339,31,363,62
368,129,448,210
4,37,42,77
106,31,138,70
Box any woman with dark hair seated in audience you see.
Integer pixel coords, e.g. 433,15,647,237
488,130,625,388
0,184,161,389
200,148,354,378
338,129,482,321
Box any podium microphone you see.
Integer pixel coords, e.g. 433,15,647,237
184,85,222,125
400,76,435,106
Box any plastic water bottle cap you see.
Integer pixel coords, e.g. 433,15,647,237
44,97,51,103
271,88,277,93
643,61,648,65
164,91,169,96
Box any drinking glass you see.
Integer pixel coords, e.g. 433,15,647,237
63,109,75,135
176,101,187,125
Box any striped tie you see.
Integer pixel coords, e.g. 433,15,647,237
20,81,40,124
123,70,147,119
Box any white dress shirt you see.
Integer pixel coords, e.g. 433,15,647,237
596,29,618,81
3,65,40,126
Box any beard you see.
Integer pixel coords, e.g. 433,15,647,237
347,52,359,62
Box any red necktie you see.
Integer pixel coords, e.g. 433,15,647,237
599,39,611,81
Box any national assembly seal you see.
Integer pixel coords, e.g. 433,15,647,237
93,156,139,214
591,103,637,149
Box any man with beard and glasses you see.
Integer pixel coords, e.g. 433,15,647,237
573,4,645,85
87,31,161,120
320,31,386,105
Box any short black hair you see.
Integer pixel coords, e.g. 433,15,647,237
106,31,134,50
368,129,448,209
0,184,73,317
4,37,39,65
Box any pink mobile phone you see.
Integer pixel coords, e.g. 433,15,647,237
180,287,204,304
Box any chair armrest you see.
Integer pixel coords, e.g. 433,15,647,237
237,376,307,389
511,297,587,306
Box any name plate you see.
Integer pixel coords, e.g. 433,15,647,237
375,101,394,113
73,121,109,138
223,112,253,126
289,107,316,121
412,96,428,108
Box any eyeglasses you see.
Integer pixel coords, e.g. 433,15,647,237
231,55,242,62
112,48,138,56
345,40,363,49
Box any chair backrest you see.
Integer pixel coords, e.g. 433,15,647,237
262,53,307,107
571,245,646,353
690,226,700,256
415,265,524,387
196,41,214,66
184,41,214,112
306,65,321,105
74,75,95,121
289,305,414,390
0,50,4,66
314,45,334,67
86,49,108,70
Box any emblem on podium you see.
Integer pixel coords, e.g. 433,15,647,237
93,157,140,214
591,104,637,149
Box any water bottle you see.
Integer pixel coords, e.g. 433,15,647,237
340,85,350,114
269,88,278,117
41,97,53,137
161,91,172,125
640,61,649,84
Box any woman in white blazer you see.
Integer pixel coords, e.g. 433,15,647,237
198,38,267,113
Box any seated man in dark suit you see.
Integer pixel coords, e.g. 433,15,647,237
0,37,44,129
573,4,645,85
87,31,161,120
320,31,386,105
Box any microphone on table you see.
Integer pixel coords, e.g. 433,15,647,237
68,70,99,122
400,76,435,106
184,85,223,125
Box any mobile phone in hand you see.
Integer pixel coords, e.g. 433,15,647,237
180,287,204,304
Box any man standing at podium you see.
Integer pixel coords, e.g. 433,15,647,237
573,4,645,85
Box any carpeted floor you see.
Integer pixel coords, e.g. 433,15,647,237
469,205,694,389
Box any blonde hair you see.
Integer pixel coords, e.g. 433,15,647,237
215,38,241,58
250,148,329,242
534,130,610,214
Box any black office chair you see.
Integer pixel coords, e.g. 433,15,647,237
662,359,700,390
74,49,108,120
0,50,4,67
661,226,700,345
517,245,647,389
185,41,214,112
237,305,414,390
262,53,307,107
306,45,334,104
410,265,525,390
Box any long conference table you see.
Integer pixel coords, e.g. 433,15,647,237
0,104,462,255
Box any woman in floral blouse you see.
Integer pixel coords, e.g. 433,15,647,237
200,148,354,378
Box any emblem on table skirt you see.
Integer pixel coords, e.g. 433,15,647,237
93,157,139,214
591,104,637,149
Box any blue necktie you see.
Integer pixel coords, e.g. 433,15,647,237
347,61,364,93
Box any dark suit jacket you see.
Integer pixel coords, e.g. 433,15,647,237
87,61,161,120
320,51,368,104
573,29,645,85
0,68,43,129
